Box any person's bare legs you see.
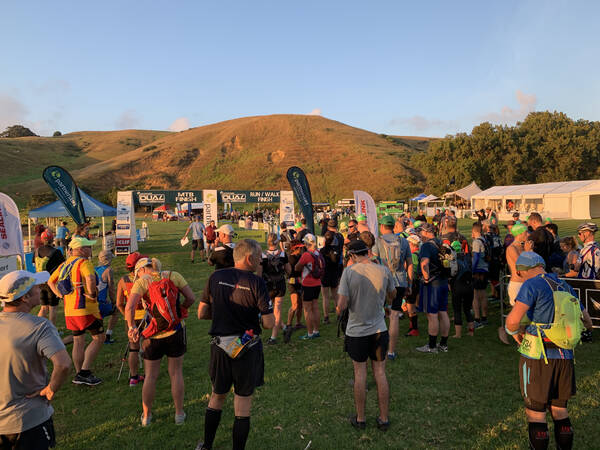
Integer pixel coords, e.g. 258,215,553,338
81,333,105,371
48,305,57,325
286,293,299,326
387,310,400,355
426,313,439,337
38,305,48,319
72,334,86,373
321,286,330,320
167,356,185,416
311,299,320,334
271,297,283,339
352,361,368,422
106,313,118,335
128,343,140,377
303,301,314,335
438,311,450,338
142,359,161,419
234,394,252,417
371,360,389,422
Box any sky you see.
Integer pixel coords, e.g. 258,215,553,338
1,0,599,137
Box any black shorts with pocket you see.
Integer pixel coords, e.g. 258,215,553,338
0,417,56,449
519,355,576,411
405,279,419,305
391,287,406,311
72,319,104,337
40,284,59,307
345,331,390,362
472,272,489,290
288,282,303,296
302,285,321,302
192,239,204,250
142,327,187,360
209,339,264,396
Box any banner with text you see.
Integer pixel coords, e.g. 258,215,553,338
279,190,294,225
354,190,378,238
218,190,281,204
0,193,24,260
134,190,203,205
286,167,314,234
203,190,218,228
116,191,137,255
42,166,86,225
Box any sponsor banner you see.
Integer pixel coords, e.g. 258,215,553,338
134,190,203,205
354,190,378,238
116,191,137,255
203,190,218,228
218,190,281,203
42,166,86,225
279,190,294,225
286,167,314,234
0,255,18,279
219,191,247,203
103,234,115,251
0,193,24,259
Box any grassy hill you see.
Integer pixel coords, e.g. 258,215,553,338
1,115,430,207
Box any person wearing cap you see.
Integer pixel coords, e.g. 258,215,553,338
126,257,196,426
372,215,412,360
196,239,275,450
183,215,207,263
405,234,422,336
0,270,72,449
34,230,65,326
415,222,450,353
116,252,146,386
208,224,236,270
47,236,105,386
571,222,600,279
356,214,369,233
260,233,291,344
295,233,323,339
336,239,396,431
95,250,118,344
512,212,520,222
505,252,593,450
505,223,532,306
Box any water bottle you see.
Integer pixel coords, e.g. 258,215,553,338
240,329,254,344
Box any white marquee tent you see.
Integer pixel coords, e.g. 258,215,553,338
471,180,600,220
442,181,482,208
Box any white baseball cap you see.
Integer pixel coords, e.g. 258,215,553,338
217,224,235,235
0,270,50,303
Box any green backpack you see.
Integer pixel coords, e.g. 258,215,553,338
521,275,584,363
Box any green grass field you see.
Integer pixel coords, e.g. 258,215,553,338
40,219,600,449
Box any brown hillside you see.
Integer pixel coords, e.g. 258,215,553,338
6,115,430,204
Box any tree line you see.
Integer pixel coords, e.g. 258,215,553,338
414,111,600,195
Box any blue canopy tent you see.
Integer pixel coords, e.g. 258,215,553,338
28,188,117,248
410,193,427,201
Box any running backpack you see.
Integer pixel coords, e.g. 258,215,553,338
476,237,492,263
141,272,185,339
55,258,85,296
487,234,503,263
436,240,458,278
578,243,600,280
35,255,51,273
529,276,584,363
309,251,326,279
378,236,408,285
263,251,286,284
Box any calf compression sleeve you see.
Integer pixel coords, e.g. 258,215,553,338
528,422,549,450
553,418,573,450
233,416,250,450
203,408,222,449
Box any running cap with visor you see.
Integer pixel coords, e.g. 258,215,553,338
134,257,153,277
217,224,235,235
379,215,395,227
302,233,317,245
515,252,546,271
407,235,421,246
347,239,368,254
126,252,146,269
69,236,97,248
0,270,49,303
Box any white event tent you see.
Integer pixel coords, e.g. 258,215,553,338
471,180,600,220
442,181,482,208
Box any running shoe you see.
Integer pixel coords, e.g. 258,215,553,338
266,338,277,345
140,414,152,427
437,344,449,353
312,331,321,338
104,334,115,344
387,352,397,361
376,417,390,431
129,375,145,387
349,415,366,430
481,319,489,326
415,344,438,354
405,329,419,337
175,412,186,425
283,326,294,344
299,334,313,340
72,373,102,386
473,321,485,329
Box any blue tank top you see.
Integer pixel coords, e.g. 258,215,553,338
95,265,109,303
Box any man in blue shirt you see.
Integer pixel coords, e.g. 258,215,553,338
506,252,593,450
55,221,70,254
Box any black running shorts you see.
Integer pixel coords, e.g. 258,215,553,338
72,319,104,337
519,355,575,412
209,340,264,396
192,239,204,250
142,327,187,360
40,284,59,307
0,417,55,449
473,272,489,290
267,279,286,299
345,331,389,363
302,285,321,302
390,287,406,311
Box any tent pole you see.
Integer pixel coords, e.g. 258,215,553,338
102,217,106,239
27,218,31,252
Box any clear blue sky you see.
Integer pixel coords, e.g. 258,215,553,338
2,0,599,137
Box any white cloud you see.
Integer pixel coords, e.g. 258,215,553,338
389,115,458,133
480,89,537,124
168,117,190,132
307,108,322,116
115,109,141,129
0,93,29,132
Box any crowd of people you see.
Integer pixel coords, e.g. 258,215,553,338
1,210,597,450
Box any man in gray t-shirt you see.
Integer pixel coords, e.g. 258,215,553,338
337,240,396,431
183,215,207,263
0,270,72,449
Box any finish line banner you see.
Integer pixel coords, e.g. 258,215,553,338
218,191,281,204
134,190,203,205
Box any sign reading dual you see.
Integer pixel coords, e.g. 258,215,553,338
135,191,203,205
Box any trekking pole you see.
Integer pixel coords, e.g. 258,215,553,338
117,317,145,381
